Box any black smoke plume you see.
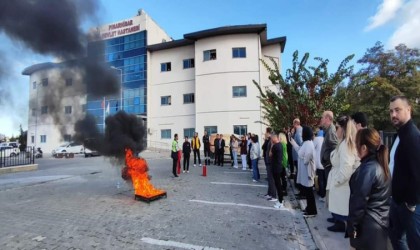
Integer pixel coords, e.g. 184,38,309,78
0,0,97,59
0,0,121,140
73,111,146,159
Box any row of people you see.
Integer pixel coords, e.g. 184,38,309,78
286,96,419,250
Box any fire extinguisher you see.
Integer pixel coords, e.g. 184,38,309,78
177,150,181,174
202,156,207,176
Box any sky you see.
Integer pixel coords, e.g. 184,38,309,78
0,0,419,138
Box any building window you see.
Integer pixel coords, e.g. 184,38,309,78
31,136,34,144
183,58,195,69
233,125,247,136
66,78,73,86
204,49,217,61
32,81,37,89
41,106,48,114
63,134,71,142
32,109,36,116
161,129,171,139
183,93,195,104
65,106,72,114
204,126,218,135
42,78,48,87
161,62,171,72
233,86,247,97
184,128,195,138
232,47,246,58
161,96,171,106
40,135,47,143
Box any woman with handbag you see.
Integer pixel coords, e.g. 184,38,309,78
347,128,391,249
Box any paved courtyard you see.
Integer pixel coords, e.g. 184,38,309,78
0,150,317,250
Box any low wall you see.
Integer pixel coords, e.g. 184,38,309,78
0,164,38,175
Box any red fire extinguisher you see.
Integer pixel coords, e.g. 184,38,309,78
177,150,181,174
202,164,207,177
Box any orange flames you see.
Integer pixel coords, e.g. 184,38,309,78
124,148,165,198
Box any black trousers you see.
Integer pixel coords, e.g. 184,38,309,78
218,149,224,166
214,150,219,165
316,169,326,198
193,149,201,164
302,186,317,214
204,148,210,165
324,165,332,187
281,169,287,191
183,153,190,171
172,156,178,176
273,172,284,203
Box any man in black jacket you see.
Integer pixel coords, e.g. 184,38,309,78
203,131,210,165
218,135,226,166
182,136,191,173
213,134,220,165
270,134,285,209
388,96,420,250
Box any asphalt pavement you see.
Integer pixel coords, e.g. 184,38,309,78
0,150,348,249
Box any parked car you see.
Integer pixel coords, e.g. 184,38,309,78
0,142,19,148
52,142,84,156
84,138,100,157
0,146,20,157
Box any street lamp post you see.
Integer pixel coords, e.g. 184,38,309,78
111,66,123,112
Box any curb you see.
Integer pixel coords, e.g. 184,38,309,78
0,164,38,175
288,178,325,250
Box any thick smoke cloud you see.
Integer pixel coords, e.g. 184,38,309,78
0,0,122,142
0,0,97,59
74,112,146,159
0,53,8,107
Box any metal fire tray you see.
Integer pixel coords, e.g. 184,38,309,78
134,192,167,203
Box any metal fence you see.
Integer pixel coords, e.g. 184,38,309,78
0,146,35,168
379,131,396,148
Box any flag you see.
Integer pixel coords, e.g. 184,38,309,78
106,102,110,115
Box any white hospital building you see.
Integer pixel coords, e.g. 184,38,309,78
23,10,286,152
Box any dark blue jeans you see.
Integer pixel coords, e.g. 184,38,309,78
389,198,420,250
251,159,260,181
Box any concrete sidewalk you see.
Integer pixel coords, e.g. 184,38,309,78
290,184,349,250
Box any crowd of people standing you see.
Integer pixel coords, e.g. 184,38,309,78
169,95,419,250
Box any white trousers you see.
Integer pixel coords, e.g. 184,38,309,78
241,154,247,169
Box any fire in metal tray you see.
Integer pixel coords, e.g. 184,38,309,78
122,148,166,202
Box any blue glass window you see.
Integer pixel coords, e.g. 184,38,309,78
203,49,216,61
161,96,171,106
183,93,194,104
232,47,246,58
233,125,247,135
161,129,171,139
161,62,171,72
232,86,247,97
204,126,218,135
184,128,195,138
183,58,195,69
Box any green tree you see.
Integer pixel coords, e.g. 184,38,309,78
254,51,354,132
19,124,27,150
346,42,420,130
